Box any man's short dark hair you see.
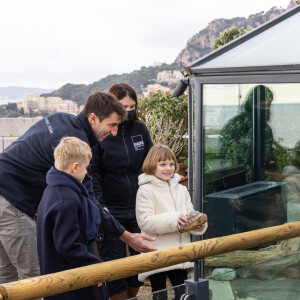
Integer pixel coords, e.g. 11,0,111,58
82,92,127,122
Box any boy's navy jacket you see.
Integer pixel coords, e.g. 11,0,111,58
0,112,124,236
37,167,109,300
91,120,153,208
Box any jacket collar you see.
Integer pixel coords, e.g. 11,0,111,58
138,173,181,187
76,112,98,147
46,166,88,196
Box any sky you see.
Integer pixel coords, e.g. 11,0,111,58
0,0,292,90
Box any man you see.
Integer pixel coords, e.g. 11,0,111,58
0,92,156,284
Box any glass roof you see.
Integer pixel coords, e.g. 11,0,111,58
188,5,300,72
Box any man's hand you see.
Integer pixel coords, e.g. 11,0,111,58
120,231,157,253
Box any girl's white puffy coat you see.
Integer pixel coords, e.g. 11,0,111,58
136,173,207,281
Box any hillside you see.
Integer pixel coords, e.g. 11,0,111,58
42,63,179,106
44,1,295,104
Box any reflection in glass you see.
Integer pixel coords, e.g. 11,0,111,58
202,83,300,239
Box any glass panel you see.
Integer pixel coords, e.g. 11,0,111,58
206,247,300,300
202,83,300,239
204,84,251,191
192,9,300,69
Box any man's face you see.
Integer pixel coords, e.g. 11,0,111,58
89,112,121,142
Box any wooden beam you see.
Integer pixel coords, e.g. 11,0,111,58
1,221,300,300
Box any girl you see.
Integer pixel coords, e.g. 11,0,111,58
136,144,207,300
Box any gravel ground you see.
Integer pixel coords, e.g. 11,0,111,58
136,278,175,300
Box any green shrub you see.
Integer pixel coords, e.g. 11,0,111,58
139,91,188,159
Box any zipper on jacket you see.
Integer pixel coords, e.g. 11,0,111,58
121,125,131,201
168,181,182,244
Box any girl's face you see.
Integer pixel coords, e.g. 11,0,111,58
155,159,175,181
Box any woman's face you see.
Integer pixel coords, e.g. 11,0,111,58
119,96,136,111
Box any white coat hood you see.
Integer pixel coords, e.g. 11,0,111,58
138,172,181,187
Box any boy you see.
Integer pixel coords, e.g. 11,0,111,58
37,137,109,300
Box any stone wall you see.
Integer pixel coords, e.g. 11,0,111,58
0,118,40,152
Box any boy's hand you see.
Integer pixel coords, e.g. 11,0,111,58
120,231,157,252
98,283,103,287
177,214,187,231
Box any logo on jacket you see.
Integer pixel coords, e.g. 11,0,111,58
45,118,53,134
131,135,144,151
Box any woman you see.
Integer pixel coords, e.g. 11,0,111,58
91,83,153,300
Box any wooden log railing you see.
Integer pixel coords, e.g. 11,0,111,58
1,221,300,300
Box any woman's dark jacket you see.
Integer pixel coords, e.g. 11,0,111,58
37,167,109,300
91,120,153,208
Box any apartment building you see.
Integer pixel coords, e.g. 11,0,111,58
22,93,78,114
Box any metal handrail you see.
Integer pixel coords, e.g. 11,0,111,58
1,221,300,300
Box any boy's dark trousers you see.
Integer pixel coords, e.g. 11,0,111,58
149,269,188,300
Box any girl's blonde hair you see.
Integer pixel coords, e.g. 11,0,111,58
142,144,179,175
54,137,92,171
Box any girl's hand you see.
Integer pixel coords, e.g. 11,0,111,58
98,283,103,287
194,224,206,231
177,214,187,231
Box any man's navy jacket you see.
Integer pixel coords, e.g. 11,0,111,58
0,112,124,236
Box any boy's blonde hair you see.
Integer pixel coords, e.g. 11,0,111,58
142,144,179,175
54,137,92,171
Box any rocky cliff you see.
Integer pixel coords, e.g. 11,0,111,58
175,1,296,66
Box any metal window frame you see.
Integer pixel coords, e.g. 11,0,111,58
190,72,300,278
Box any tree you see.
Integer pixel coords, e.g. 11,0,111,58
139,91,188,159
6,102,17,111
213,26,252,50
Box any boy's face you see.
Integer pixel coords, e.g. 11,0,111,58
72,159,90,183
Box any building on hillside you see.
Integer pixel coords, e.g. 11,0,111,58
157,70,183,83
152,62,164,67
37,96,47,111
22,94,78,114
143,84,170,96
45,97,63,112
57,100,78,114
23,93,39,114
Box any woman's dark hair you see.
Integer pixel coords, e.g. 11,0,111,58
83,92,127,122
108,83,139,126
